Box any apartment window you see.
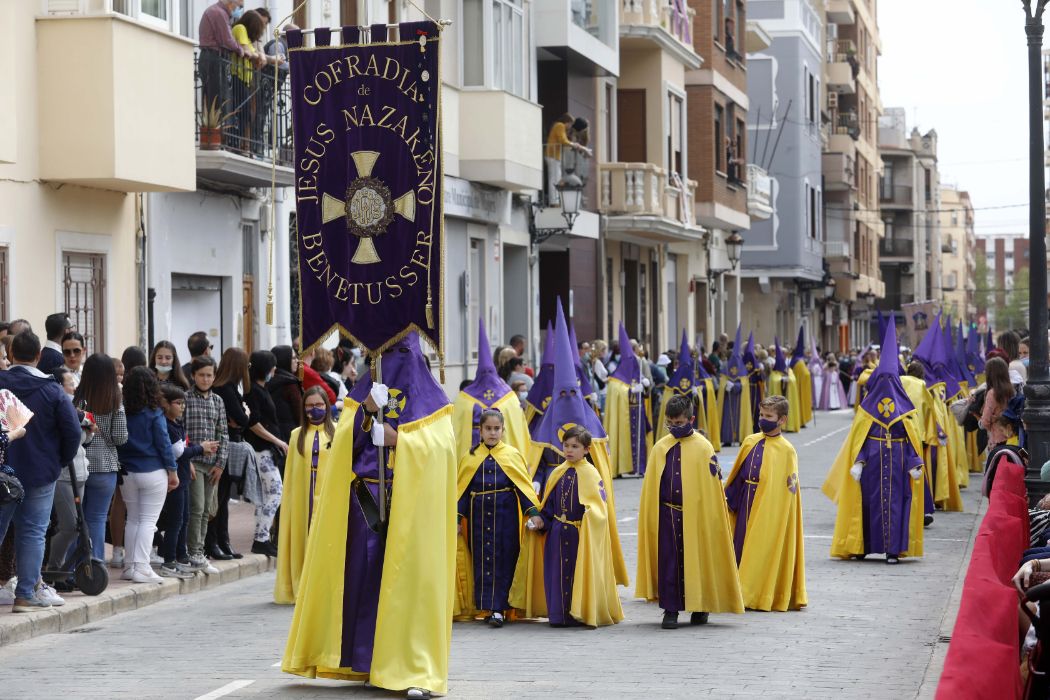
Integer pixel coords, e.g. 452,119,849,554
807,72,817,125
804,184,810,239
462,0,530,98
63,252,107,355
713,0,722,44
735,118,746,177
469,239,485,359
809,187,818,239
881,161,893,199
736,1,746,50
601,81,617,162
714,104,725,172
925,168,933,203
113,0,170,29
667,91,685,179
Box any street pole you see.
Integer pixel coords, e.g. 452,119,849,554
1023,0,1050,505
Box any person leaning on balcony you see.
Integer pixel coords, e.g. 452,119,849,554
232,10,269,154
545,113,578,205
199,1,263,117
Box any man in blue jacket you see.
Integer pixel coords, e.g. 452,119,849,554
0,331,81,611
38,312,72,374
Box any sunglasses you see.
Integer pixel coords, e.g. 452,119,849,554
63,348,83,356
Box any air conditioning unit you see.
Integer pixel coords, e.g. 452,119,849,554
901,263,913,274
828,92,839,110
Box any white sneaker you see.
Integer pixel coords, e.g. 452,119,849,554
202,561,219,575
110,546,125,568
150,546,164,567
35,582,65,607
188,553,208,569
0,578,16,606
132,565,163,584
121,567,135,581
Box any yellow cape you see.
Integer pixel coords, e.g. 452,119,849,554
451,389,529,463
901,377,963,512
509,460,625,626
716,375,752,444
724,433,806,611
453,441,539,620
768,370,802,433
635,433,744,614
654,379,721,451
604,377,653,478
821,409,925,559
525,438,628,586
274,424,331,605
792,361,813,427
282,398,457,695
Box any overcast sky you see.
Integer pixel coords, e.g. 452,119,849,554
878,0,1031,237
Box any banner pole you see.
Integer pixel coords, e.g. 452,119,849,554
376,356,388,528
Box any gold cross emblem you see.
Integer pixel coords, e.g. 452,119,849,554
320,151,416,265
482,389,495,402
878,397,895,418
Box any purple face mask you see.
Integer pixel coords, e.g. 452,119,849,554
669,423,693,440
307,406,327,424
758,418,780,435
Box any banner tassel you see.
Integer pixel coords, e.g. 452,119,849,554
426,302,434,329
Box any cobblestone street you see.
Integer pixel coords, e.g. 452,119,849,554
0,410,982,699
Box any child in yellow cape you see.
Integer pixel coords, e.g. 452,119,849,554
723,395,807,611
636,395,744,629
274,386,335,605
510,425,624,627
454,409,539,627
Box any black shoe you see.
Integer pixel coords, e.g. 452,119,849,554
852,554,867,561
487,612,505,628
52,578,77,593
219,543,243,560
206,544,233,561
886,555,900,565
661,611,678,629
924,514,934,527
251,540,278,557
690,612,709,626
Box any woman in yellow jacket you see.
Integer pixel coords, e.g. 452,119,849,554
274,387,336,604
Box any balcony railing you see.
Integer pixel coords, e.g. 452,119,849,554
880,239,914,258
880,184,913,206
835,112,861,140
825,240,851,259
599,162,697,227
746,164,773,220
542,145,592,205
620,0,696,52
194,48,292,169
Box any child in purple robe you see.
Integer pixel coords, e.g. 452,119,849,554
456,410,539,627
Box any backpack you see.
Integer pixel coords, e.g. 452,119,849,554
0,466,24,506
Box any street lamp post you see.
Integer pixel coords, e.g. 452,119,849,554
1023,0,1050,505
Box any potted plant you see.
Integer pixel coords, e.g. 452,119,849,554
199,96,234,150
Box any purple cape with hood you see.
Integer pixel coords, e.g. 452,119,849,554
462,318,515,406
525,320,556,423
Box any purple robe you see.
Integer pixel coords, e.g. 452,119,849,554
818,364,847,410
855,420,922,556
457,453,536,611
724,438,766,563
539,466,587,626
720,380,743,446
627,388,650,475
339,408,393,671
657,443,686,612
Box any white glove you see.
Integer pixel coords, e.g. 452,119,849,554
370,383,389,411
630,383,644,395
371,419,385,447
850,462,864,482
171,440,186,460
533,481,542,495
641,377,651,389
909,467,922,480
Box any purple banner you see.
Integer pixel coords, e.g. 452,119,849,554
287,22,442,359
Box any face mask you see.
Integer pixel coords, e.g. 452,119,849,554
267,370,276,382
518,391,528,401
156,364,172,373
669,423,693,440
230,5,244,20
1023,358,1031,367
758,418,780,435
307,406,327,424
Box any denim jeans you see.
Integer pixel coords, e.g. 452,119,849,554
0,481,57,600
158,476,189,563
67,471,118,564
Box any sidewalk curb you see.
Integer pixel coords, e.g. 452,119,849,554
0,554,275,648
915,479,988,700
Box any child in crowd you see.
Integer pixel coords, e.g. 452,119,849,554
158,385,218,578
723,395,807,611
512,426,623,628
636,395,743,628
274,387,335,604
455,409,538,627
184,357,230,573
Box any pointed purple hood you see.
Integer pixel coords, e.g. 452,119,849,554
742,332,758,377
668,329,695,394
773,337,788,373
956,321,976,385
942,318,968,388
610,322,641,384
967,324,986,375
721,325,746,379
463,318,514,405
919,314,961,397
525,320,555,415
860,315,914,424
352,332,449,427
531,302,607,452
789,326,805,368
876,311,888,348
568,322,596,397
